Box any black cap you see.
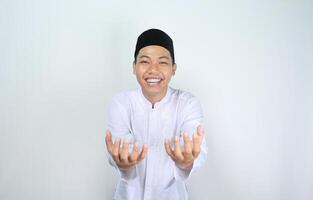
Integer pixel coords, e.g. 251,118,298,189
134,29,175,63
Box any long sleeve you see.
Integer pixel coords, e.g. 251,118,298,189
174,95,208,181
106,94,137,181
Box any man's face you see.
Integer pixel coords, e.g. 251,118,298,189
133,45,176,99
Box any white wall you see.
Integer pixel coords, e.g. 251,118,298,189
1,1,312,199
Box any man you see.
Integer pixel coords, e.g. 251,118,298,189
105,29,207,200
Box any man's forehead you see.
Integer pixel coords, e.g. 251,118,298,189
138,45,171,58
138,55,170,60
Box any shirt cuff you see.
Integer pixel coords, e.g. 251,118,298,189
174,163,193,182
107,153,138,181
119,167,137,181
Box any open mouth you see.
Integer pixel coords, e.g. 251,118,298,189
145,78,163,87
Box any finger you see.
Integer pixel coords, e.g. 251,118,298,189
137,144,148,162
183,132,193,160
197,125,204,142
164,138,176,161
129,142,139,163
173,136,184,161
105,130,113,153
120,139,130,163
192,127,204,157
111,138,121,162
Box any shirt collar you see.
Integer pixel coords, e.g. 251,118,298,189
138,87,172,109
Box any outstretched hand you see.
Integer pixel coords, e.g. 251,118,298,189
105,130,148,171
164,126,204,170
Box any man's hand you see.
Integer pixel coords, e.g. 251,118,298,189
105,130,148,171
164,126,204,170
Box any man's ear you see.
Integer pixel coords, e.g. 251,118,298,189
132,61,136,75
172,63,177,76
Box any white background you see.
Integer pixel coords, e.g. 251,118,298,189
1,1,312,199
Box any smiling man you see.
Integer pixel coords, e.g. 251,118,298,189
105,29,207,200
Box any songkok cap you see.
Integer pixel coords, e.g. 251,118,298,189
134,29,175,63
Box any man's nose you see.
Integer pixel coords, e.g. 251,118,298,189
148,62,159,72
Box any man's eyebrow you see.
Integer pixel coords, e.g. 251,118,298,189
159,56,170,60
138,55,150,59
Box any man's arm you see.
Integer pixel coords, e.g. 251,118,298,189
105,95,148,180
164,95,207,181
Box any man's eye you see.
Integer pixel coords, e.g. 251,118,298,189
160,62,168,65
140,60,149,64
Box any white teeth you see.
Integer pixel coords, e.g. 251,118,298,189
146,78,161,83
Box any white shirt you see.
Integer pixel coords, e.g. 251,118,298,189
107,87,207,200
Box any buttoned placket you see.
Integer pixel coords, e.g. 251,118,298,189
143,106,157,200
139,88,171,200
